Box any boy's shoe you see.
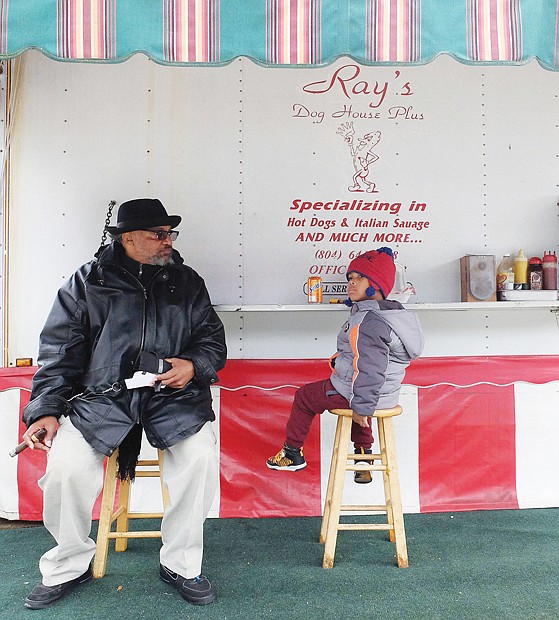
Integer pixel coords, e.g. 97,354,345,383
266,443,307,471
354,447,373,484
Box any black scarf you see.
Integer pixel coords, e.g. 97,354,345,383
117,423,144,481
113,245,168,480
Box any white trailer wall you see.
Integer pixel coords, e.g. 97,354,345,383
6,51,559,363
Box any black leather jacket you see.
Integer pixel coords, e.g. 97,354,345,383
23,242,227,455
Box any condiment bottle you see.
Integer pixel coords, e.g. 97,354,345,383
528,257,543,290
496,254,514,297
543,251,558,290
513,249,528,290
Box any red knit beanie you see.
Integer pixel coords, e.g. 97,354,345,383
346,247,396,299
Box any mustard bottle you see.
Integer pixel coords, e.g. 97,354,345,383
513,249,528,290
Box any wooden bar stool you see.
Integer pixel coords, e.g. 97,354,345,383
93,448,170,578
320,406,408,569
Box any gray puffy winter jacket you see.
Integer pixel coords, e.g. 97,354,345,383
329,299,424,416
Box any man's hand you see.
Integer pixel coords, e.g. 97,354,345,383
23,416,59,452
352,412,371,428
156,358,195,389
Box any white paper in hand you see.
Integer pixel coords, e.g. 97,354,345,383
125,371,157,389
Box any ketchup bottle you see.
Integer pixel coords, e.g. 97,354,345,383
543,251,558,290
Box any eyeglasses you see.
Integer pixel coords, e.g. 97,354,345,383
142,230,179,241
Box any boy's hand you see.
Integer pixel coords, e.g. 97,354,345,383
352,412,371,428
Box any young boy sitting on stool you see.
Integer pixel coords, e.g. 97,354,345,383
266,247,424,483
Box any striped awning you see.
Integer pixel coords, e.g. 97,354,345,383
0,1,558,70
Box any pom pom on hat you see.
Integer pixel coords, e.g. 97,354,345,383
346,247,396,299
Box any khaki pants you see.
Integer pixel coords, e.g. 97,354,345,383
38,415,218,586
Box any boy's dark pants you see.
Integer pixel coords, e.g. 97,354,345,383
285,379,373,450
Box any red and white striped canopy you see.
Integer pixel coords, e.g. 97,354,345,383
0,1,557,70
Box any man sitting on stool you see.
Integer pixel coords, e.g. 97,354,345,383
21,198,226,609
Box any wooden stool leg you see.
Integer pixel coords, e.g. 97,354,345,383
377,418,395,542
157,449,171,509
93,452,119,579
94,448,169,578
383,416,408,568
322,415,352,569
115,478,131,552
320,418,343,544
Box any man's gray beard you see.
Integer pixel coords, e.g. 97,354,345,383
150,256,174,267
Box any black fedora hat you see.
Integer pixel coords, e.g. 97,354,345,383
105,198,181,235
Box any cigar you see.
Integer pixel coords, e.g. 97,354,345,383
9,428,47,457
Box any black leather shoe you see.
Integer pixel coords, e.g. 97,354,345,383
24,566,93,609
159,564,216,605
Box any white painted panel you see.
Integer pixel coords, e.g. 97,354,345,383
238,311,344,359
220,305,559,360
208,388,221,518
395,386,420,513
241,55,559,305
416,307,559,357
8,51,241,361
0,63,7,363
515,383,559,509
5,52,559,363
0,389,23,518
319,386,420,514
